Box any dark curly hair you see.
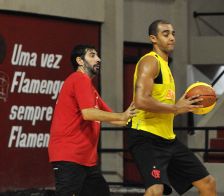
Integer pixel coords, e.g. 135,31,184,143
70,44,96,71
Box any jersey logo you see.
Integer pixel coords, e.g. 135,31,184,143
151,166,160,179
94,94,100,124
165,89,175,100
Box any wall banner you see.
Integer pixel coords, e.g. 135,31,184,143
0,11,100,191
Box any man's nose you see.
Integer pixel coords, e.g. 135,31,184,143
169,34,175,41
97,56,101,62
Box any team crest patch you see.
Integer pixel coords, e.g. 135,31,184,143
165,89,175,100
151,166,160,179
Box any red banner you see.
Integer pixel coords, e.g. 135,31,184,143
0,11,100,191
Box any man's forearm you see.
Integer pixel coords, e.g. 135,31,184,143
81,108,125,122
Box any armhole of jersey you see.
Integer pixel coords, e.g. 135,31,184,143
127,119,132,128
153,55,163,84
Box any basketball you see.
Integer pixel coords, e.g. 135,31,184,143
185,82,217,115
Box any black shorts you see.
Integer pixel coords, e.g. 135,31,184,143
52,161,110,196
127,128,209,195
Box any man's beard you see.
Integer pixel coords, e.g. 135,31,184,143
83,61,100,77
92,64,100,74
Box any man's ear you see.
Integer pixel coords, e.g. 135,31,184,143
149,35,157,44
76,57,84,66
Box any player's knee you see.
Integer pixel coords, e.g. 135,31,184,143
144,184,163,196
196,175,216,194
203,175,216,192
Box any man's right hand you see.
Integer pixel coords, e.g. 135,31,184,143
174,93,203,115
122,102,137,121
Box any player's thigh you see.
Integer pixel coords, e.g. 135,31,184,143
131,141,172,195
169,140,209,182
168,140,209,194
80,166,110,196
52,161,86,196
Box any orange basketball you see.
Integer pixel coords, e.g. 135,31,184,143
185,82,217,115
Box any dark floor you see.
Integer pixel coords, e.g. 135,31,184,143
0,189,223,196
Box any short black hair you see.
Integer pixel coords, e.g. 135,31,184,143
148,19,171,36
70,44,96,71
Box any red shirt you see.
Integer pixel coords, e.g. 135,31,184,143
48,72,112,166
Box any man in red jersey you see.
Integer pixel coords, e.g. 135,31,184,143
48,44,135,196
